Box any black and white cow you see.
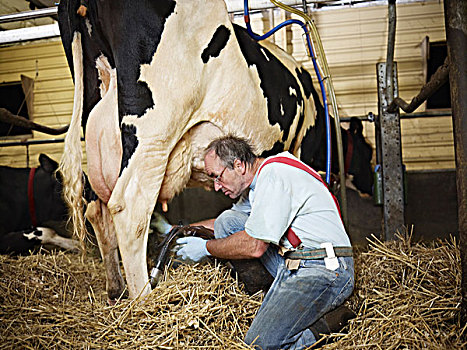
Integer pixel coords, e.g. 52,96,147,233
0,227,79,255
0,154,79,254
58,0,372,300
302,116,374,196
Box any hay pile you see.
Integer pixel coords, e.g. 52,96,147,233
0,232,464,349
0,252,259,349
323,232,465,349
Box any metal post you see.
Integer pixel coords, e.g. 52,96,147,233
377,63,405,240
444,0,467,326
386,0,396,106
375,0,405,241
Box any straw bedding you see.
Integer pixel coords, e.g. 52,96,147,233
322,232,465,349
0,231,464,349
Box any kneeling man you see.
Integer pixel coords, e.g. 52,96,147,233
176,135,355,349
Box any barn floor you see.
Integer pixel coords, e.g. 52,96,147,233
0,231,464,349
161,169,459,246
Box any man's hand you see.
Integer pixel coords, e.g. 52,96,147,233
176,236,211,262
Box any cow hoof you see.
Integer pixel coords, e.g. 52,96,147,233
107,293,128,306
22,229,42,241
107,298,120,306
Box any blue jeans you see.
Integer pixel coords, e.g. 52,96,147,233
214,209,355,350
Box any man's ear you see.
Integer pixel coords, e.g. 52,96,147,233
233,159,246,174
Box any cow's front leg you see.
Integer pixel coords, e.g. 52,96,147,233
107,150,168,299
110,196,153,299
86,199,126,300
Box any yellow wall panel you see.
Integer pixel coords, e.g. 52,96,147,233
0,38,76,168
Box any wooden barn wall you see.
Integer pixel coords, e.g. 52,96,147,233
0,0,453,171
0,39,77,169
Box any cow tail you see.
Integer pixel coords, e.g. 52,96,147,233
58,31,88,250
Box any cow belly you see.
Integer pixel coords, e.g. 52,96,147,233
85,56,122,203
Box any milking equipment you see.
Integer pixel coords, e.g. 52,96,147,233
150,225,214,288
243,0,348,223
244,0,343,184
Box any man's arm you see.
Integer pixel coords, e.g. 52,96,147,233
190,218,216,231
206,230,269,259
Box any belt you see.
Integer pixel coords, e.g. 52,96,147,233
284,246,353,260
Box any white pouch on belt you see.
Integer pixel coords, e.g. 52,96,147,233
320,242,339,271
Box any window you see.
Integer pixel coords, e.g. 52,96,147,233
0,75,34,138
426,40,451,109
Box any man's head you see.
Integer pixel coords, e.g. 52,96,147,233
204,135,258,198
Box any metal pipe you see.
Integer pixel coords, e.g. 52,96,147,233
0,108,69,135
340,111,452,122
333,91,348,226
0,1,425,24
227,0,315,13
0,109,449,148
302,0,309,14
0,137,84,147
227,0,417,13
0,23,60,44
400,111,451,119
387,57,450,113
0,7,57,24
385,0,397,105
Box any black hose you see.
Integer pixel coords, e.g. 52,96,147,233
149,226,184,288
149,225,215,288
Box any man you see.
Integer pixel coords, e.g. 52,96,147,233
176,135,355,349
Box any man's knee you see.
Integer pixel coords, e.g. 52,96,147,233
244,332,257,348
244,330,282,350
244,330,266,349
214,210,248,239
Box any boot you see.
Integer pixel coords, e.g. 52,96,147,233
227,259,274,295
309,305,356,340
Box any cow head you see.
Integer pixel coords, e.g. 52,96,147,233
34,154,70,237
345,118,374,195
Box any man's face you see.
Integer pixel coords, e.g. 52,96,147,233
204,150,247,199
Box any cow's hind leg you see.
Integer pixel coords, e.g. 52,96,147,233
86,199,126,300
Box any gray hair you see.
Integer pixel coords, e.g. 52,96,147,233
205,135,257,169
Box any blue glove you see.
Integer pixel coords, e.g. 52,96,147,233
176,236,211,262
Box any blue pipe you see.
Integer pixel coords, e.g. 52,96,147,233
243,0,332,184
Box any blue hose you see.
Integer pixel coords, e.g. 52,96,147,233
243,0,332,184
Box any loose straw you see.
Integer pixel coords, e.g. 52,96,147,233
0,229,464,350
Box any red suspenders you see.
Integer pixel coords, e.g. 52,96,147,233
257,156,342,248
